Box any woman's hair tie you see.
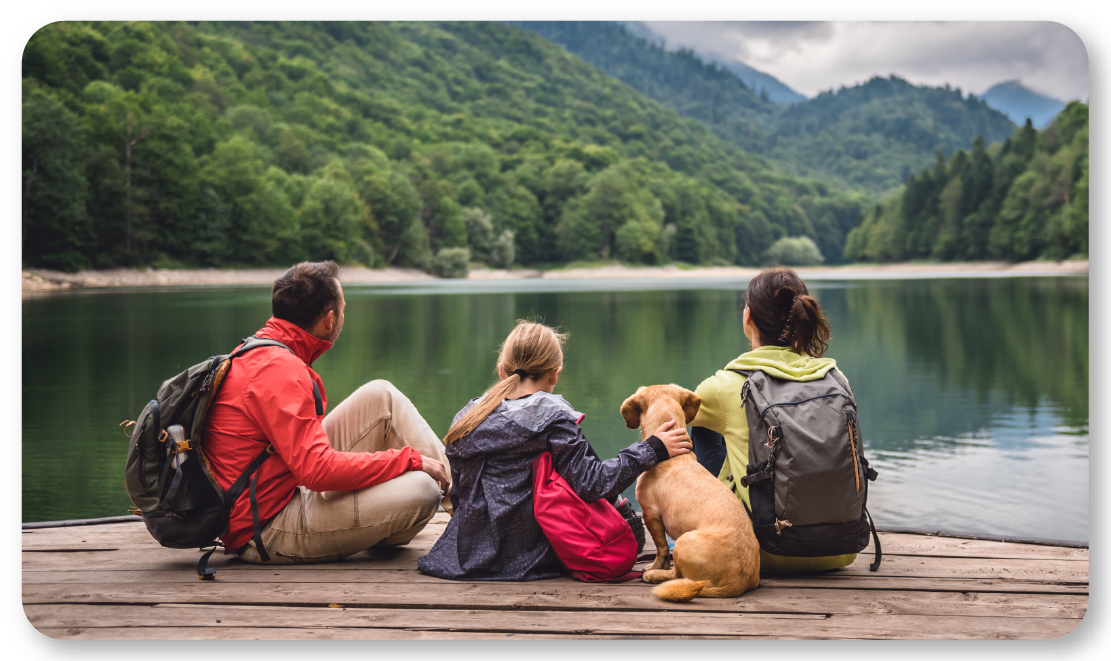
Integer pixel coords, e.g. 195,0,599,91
510,368,530,380
779,299,797,341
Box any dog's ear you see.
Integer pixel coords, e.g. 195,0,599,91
620,388,647,430
677,387,702,424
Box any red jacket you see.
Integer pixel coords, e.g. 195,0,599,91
204,317,423,552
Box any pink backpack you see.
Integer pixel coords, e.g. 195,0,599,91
531,451,639,582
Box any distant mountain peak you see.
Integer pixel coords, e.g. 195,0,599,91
980,81,1066,129
707,55,807,105
991,79,1025,90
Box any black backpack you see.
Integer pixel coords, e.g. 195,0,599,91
729,368,882,571
123,336,323,579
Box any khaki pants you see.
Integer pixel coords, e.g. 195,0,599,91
237,380,450,565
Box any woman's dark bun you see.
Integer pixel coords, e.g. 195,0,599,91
744,267,831,357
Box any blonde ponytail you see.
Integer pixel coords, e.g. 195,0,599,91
443,320,569,444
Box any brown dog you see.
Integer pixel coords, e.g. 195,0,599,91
621,385,761,601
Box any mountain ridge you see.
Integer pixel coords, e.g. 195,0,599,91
513,21,1017,193
980,80,1067,129
715,58,807,105
618,22,805,104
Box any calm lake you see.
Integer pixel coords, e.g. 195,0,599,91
22,276,1089,542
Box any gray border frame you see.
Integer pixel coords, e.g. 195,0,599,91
8,2,1102,657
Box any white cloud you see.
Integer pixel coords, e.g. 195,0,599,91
639,21,1089,102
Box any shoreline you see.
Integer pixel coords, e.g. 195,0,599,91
22,259,1089,293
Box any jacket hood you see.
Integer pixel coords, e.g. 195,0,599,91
725,345,836,382
255,317,333,367
446,392,584,460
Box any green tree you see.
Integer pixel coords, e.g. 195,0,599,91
419,178,466,252
361,169,421,265
22,89,93,271
298,163,371,265
429,246,471,278
463,207,515,268
764,236,824,266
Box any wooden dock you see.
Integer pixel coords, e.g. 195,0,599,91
23,513,1087,640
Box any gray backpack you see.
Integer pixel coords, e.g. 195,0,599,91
730,368,881,571
124,336,323,578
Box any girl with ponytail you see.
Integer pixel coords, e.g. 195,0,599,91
419,320,691,582
688,266,858,573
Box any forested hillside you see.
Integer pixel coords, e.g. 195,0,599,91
506,21,779,144
22,21,868,272
844,103,1088,262
514,22,1018,193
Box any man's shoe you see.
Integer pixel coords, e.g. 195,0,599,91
615,497,645,554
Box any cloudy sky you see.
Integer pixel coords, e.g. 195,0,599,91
637,22,1089,102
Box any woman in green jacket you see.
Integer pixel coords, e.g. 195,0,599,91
689,266,857,573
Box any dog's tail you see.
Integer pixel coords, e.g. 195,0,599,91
694,582,750,598
652,578,711,602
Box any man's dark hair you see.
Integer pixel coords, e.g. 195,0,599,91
271,261,342,331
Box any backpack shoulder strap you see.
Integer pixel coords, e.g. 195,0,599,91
824,367,855,398
231,335,294,359
728,368,766,404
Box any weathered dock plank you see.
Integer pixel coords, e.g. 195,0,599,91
21,584,1086,618
20,550,1088,580
34,627,766,640
21,517,1087,640
21,561,1090,594
21,521,1090,560
25,604,1080,640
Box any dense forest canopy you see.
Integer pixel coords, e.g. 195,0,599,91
22,20,870,272
844,103,1088,263
513,22,1019,194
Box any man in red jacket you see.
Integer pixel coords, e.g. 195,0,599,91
204,260,451,564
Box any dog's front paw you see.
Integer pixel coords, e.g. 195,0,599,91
642,568,676,584
644,553,672,572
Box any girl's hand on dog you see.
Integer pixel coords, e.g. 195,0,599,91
655,420,693,458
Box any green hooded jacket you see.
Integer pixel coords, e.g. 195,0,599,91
691,345,856,573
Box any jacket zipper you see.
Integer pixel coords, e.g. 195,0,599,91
758,393,854,422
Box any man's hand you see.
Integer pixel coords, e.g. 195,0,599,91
654,420,692,458
420,457,450,492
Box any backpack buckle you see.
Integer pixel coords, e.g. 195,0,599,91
158,429,169,444
175,440,193,452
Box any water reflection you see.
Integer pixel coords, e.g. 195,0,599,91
22,277,1088,541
